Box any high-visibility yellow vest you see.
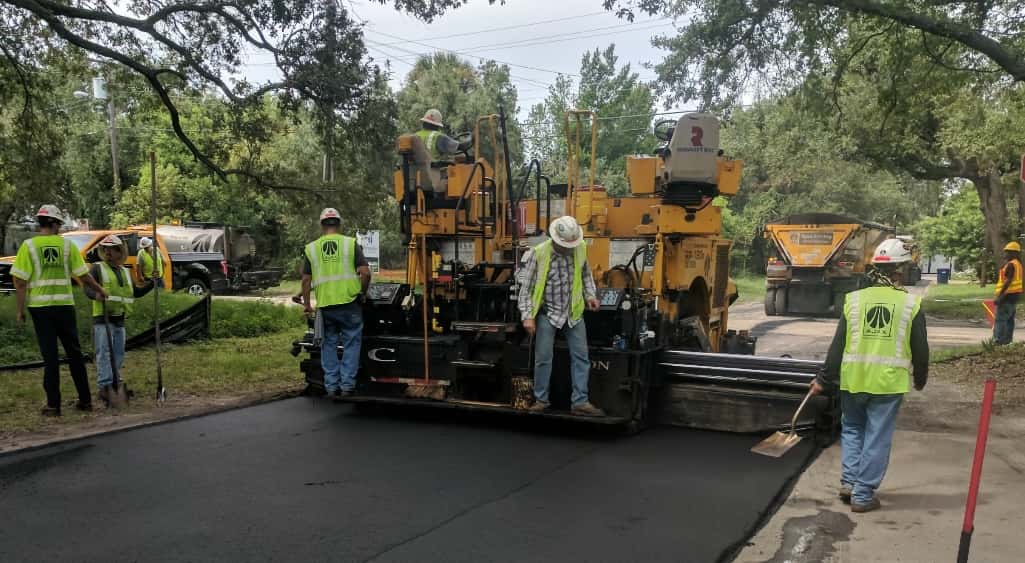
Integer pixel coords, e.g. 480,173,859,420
529,240,586,322
305,234,361,308
92,262,134,318
137,248,164,279
10,235,88,308
415,129,443,162
997,258,1023,295
840,286,921,394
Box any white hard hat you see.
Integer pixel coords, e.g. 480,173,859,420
99,234,123,247
139,236,154,249
319,207,341,222
421,109,444,128
549,215,584,249
872,238,913,265
36,204,64,223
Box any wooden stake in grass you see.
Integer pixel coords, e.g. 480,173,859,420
151,151,166,404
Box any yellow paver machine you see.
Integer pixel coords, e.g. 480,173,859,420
294,110,837,435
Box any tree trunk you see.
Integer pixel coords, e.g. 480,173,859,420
1018,177,1025,237
973,171,1009,272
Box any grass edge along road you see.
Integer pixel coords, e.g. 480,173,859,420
921,282,994,320
0,295,306,439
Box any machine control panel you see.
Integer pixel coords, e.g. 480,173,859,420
366,282,405,305
595,287,625,310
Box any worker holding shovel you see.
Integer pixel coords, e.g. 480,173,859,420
85,235,152,406
810,239,929,513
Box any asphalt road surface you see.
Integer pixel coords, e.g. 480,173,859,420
0,398,815,563
729,282,1006,360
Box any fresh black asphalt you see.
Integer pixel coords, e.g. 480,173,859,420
0,398,815,563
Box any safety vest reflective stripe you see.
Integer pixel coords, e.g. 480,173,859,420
846,292,862,351
106,296,135,304
311,273,358,288
31,294,75,302
997,259,1024,294
9,266,29,279
28,279,71,288
841,354,912,369
893,294,917,361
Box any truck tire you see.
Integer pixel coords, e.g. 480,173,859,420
183,277,209,296
764,288,777,316
774,287,788,316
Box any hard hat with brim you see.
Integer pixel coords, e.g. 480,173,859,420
1005,241,1021,252
421,109,444,128
36,205,64,223
549,216,584,249
139,237,154,248
99,234,124,247
872,238,912,264
319,208,341,222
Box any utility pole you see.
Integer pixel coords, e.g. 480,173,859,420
92,77,122,200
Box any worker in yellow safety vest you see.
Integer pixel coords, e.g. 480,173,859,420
11,205,108,416
811,240,929,513
301,208,372,401
994,241,1023,345
136,236,164,288
85,235,153,405
414,109,470,162
516,215,604,417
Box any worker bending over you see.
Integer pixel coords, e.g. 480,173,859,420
301,208,371,401
517,215,604,417
136,236,164,288
811,240,929,513
11,205,108,416
84,235,152,405
415,109,470,162
993,241,1022,345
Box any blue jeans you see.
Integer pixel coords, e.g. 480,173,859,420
840,391,903,504
533,313,590,406
993,296,1017,345
93,323,126,388
320,303,363,392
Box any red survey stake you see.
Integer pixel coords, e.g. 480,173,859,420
957,378,997,563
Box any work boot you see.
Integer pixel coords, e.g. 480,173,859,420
839,484,853,504
850,497,881,513
571,402,606,417
528,401,549,413
40,405,61,417
74,401,93,412
98,385,112,406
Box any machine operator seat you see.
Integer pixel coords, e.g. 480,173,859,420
660,112,721,208
396,133,447,194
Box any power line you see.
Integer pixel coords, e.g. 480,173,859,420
364,39,555,89
469,22,674,54
365,32,571,79
371,11,610,45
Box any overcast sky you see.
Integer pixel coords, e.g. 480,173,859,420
243,0,680,114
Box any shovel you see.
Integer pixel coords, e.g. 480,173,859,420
102,301,130,409
751,387,815,458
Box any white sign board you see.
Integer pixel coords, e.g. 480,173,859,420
357,230,381,273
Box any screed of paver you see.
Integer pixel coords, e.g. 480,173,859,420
0,398,818,563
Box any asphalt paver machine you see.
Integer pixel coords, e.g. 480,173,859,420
294,110,837,435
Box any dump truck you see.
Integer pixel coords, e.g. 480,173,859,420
292,110,837,436
763,213,893,316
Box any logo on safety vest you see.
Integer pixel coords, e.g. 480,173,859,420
863,303,895,338
321,240,339,262
41,246,62,266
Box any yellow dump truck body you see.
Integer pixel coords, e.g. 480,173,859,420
763,214,893,316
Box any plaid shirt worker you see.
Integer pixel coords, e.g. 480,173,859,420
517,247,598,329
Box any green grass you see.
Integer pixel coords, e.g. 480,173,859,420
734,275,767,303
0,291,201,365
0,331,303,433
0,290,305,364
922,282,994,320
930,342,991,363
